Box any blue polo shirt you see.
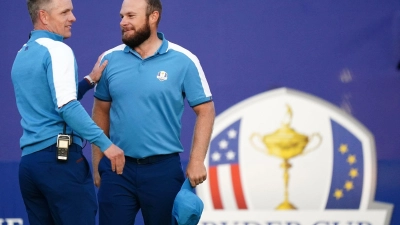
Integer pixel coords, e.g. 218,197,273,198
11,30,112,156
95,33,212,158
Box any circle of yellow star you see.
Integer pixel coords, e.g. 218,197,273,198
349,168,359,179
333,189,344,199
339,144,348,154
347,154,357,165
344,181,354,191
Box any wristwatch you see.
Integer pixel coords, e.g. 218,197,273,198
84,75,95,85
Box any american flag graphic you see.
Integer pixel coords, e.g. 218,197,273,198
208,119,248,209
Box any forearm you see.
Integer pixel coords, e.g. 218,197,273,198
92,145,104,174
77,79,93,100
59,100,112,151
91,99,111,173
190,102,215,163
186,101,215,186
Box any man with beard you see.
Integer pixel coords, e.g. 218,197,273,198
11,0,126,224
91,0,215,224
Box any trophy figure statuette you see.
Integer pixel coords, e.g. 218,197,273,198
250,105,322,210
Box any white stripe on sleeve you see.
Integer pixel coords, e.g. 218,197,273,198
168,42,212,97
36,38,77,108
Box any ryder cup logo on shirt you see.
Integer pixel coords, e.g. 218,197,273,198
157,71,168,81
196,88,393,225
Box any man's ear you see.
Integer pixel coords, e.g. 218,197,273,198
149,11,159,25
38,10,49,25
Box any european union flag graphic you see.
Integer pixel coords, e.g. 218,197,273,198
325,119,364,209
208,119,248,210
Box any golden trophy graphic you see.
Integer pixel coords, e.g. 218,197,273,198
250,105,322,210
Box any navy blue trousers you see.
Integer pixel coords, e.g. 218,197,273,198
19,144,97,225
97,153,185,225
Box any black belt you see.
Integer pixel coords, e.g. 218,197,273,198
126,153,178,165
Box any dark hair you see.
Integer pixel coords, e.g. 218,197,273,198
145,0,162,26
27,0,53,24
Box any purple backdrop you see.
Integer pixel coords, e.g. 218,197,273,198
1,1,400,224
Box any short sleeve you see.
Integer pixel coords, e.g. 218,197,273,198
94,57,112,101
183,57,212,107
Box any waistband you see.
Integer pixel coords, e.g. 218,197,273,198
126,153,179,165
22,136,83,156
42,143,82,153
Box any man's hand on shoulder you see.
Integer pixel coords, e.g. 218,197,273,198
88,53,108,83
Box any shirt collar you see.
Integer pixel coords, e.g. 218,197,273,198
29,30,64,42
156,32,169,54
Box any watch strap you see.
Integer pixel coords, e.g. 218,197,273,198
84,75,95,85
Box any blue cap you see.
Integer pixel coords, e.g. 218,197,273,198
172,178,204,225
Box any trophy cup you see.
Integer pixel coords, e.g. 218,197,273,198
250,105,322,210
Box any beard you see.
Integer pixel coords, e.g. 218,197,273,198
122,19,151,49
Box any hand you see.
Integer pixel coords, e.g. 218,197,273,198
186,160,207,187
103,144,125,174
88,53,108,83
93,171,101,187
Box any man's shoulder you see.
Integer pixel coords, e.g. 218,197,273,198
167,41,199,63
103,44,126,58
32,38,74,61
35,38,71,52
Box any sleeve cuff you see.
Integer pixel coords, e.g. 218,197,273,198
189,96,213,107
93,133,113,152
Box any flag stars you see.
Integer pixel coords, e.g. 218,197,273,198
339,144,348,154
227,129,237,139
347,154,357,165
209,121,240,167
349,168,358,179
219,139,228,150
333,189,344,200
344,181,354,191
332,144,359,201
226,150,236,161
211,152,221,162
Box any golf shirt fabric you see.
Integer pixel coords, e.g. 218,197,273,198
95,32,212,158
11,30,112,156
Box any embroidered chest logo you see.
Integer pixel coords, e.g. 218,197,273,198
157,71,168,81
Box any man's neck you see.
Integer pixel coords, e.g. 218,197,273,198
134,32,163,59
